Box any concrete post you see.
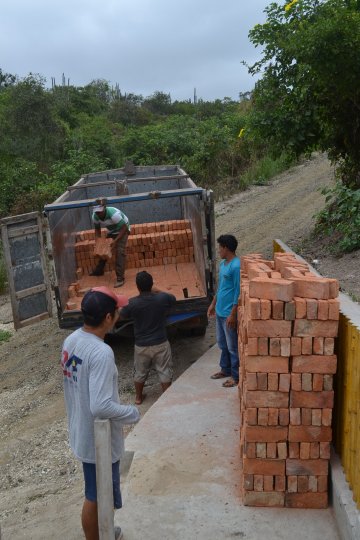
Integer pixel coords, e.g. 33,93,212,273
94,418,114,540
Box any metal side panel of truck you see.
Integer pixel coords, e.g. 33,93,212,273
1,164,216,333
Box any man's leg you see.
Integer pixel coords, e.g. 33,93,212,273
90,258,106,276
215,315,232,377
114,235,128,286
153,341,173,393
224,323,239,383
134,381,145,405
81,499,99,540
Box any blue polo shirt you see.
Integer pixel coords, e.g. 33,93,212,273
215,257,241,318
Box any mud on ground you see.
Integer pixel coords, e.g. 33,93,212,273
0,152,359,539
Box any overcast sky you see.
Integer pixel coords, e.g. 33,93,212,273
1,0,271,101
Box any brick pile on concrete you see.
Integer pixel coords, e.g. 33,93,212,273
238,251,339,508
74,219,194,276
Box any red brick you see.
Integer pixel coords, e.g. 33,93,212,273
308,476,318,492
269,338,281,356
298,476,309,493
301,337,313,355
290,408,301,426
279,373,290,392
275,475,286,492
249,297,261,319
258,408,269,426
263,475,274,491
246,391,289,408
245,408,257,425
289,442,300,459
256,443,267,459
247,337,258,355
322,408,332,427
291,355,337,374
258,337,269,355
310,442,320,459
260,299,271,320
320,442,331,459
257,373,268,391
280,338,291,357
285,492,328,509
291,373,302,391
293,319,338,338
301,373,312,391
301,408,312,426
300,442,310,459
306,299,318,320
286,459,329,476
287,475,298,493
290,391,334,408
245,426,288,442
313,337,324,355
244,491,285,507
279,408,289,426
243,458,285,475
248,320,292,338
323,375,333,391
245,356,289,373
268,373,279,391
312,409,322,426
329,279,339,299
249,277,295,302
272,300,284,320
254,474,264,491
245,442,256,458
267,443,277,458
318,475,328,493
290,337,302,356
324,338,335,355
292,277,330,300
288,425,332,443
268,408,279,426
328,298,340,320
277,442,287,459
312,373,323,392
284,301,296,321
246,373,258,391
317,300,329,320
295,297,307,319
244,474,254,490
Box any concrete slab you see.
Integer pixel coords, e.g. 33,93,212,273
116,345,341,540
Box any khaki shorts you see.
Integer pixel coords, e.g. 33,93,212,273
134,340,173,384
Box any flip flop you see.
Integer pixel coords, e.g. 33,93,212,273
222,379,238,388
210,371,227,379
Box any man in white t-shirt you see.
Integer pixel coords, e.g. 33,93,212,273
61,286,140,540
90,202,130,288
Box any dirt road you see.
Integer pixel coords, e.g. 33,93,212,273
1,152,356,539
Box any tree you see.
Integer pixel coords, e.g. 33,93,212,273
246,0,360,187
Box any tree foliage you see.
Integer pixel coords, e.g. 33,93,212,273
246,0,360,187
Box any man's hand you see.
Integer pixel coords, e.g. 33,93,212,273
207,303,215,318
226,312,237,329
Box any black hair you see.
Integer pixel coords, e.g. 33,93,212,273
217,234,238,253
136,271,153,292
81,292,117,327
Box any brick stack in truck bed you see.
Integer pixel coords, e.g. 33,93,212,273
238,252,339,508
74,219,194,276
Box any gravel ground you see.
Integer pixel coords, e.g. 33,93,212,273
0,152,359,539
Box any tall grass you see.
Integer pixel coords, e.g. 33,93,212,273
239,152,295,191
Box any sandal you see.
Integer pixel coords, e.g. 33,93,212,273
222,378,238,388
210,371,227,380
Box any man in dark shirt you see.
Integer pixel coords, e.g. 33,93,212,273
120,271,176,404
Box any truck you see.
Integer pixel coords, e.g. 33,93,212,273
1,163,216,335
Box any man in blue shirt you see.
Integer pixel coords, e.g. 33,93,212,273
207,234,240,387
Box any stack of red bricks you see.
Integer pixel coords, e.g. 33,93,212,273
238,251,339,508
74,219,194,275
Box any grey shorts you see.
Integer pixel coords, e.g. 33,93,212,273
134,340,173,384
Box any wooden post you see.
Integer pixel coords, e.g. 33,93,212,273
94,418,114,540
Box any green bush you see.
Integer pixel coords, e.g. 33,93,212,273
0,329,12,343
315,183,360,253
